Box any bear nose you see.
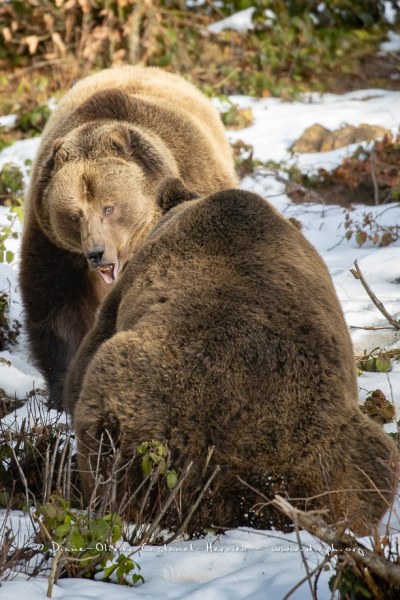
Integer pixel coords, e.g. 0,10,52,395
86,246,105,265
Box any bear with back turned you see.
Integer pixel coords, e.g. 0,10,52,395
19,66,238,410
64,184,398,535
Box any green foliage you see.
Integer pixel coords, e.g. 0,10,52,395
329,562,373,598
220,101,253,129
0,162,26,265
1,0,398,101
358,352,391,373
0,162,24,206
0,126,13,152
137,440,178,489
16,104,51,136
103,554,144,586
343,210,400,248
250,0,390,28
35,495,144,585
0,217,18,265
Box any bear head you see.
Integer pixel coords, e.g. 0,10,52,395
33,121,184,284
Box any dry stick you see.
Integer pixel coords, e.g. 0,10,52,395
350,325,394,330
175,465,221,540
139,461,193,546
351,259,400,330
282,554,333,600
200,446,215,480
64,441,73,501
268,169,327,205
45,430,62,503
272,495,400,588
9,439,30,507
56,432,71,491
370,147,380,205
8,58,68,78
46,545,65,598
42,444,51,504
293,518,317,600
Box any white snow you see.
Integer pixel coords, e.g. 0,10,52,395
226,90,400,172
208,7,256,34
1,83,400,598
384,1,400,25
207,7,274,34
379,30,400,54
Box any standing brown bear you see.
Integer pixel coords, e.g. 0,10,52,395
64,186,398,535
20,66,238,410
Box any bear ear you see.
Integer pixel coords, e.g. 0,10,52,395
51,137,69,167
107,124,169,176
108,124,131,157
52,137,64,156
156,177,199,214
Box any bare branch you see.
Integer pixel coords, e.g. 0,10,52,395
139,460,194,545
272,495,400,588
176,465,220,538
266,168,327,204
370,147,380,205
351,260,400,330
47,545,65,598
282,554,332,600
350,325,394,331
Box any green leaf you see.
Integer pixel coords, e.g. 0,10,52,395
132,573,145,585
376,353,391,373
166,470,178,489
355,230,368,246
55,523,71,538
149,451,160,464
142,454,152,475
363,357,376,372
69,529,86,550
137,442,149,455
44,504,58,520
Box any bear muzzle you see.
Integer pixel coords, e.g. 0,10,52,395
86,245,120,284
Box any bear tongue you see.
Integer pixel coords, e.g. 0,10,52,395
97,264,116,285
97,260,120,285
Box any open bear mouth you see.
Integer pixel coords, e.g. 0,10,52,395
96,262,119,284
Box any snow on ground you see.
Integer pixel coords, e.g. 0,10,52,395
1,87,400,598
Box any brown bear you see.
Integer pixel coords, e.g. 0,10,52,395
64,184,398,535
19,66,238,410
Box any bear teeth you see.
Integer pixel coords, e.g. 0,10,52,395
97,264,114,273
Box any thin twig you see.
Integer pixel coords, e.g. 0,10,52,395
370,147,380,205
293,517,317,599
267,169,327,204
56,432,71,491
175,465,221,539
282,554,333,600
350,325,394,330
327,234,347,252
351,259,400,330
139,461,193,545
272,495,400,588
9,438,31,507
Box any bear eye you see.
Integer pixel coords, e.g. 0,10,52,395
69,213,80,223
104,206,114,216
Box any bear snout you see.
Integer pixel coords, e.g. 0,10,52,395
86,245,105,265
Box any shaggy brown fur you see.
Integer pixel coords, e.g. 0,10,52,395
65,185,398,535
19,66,238,409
